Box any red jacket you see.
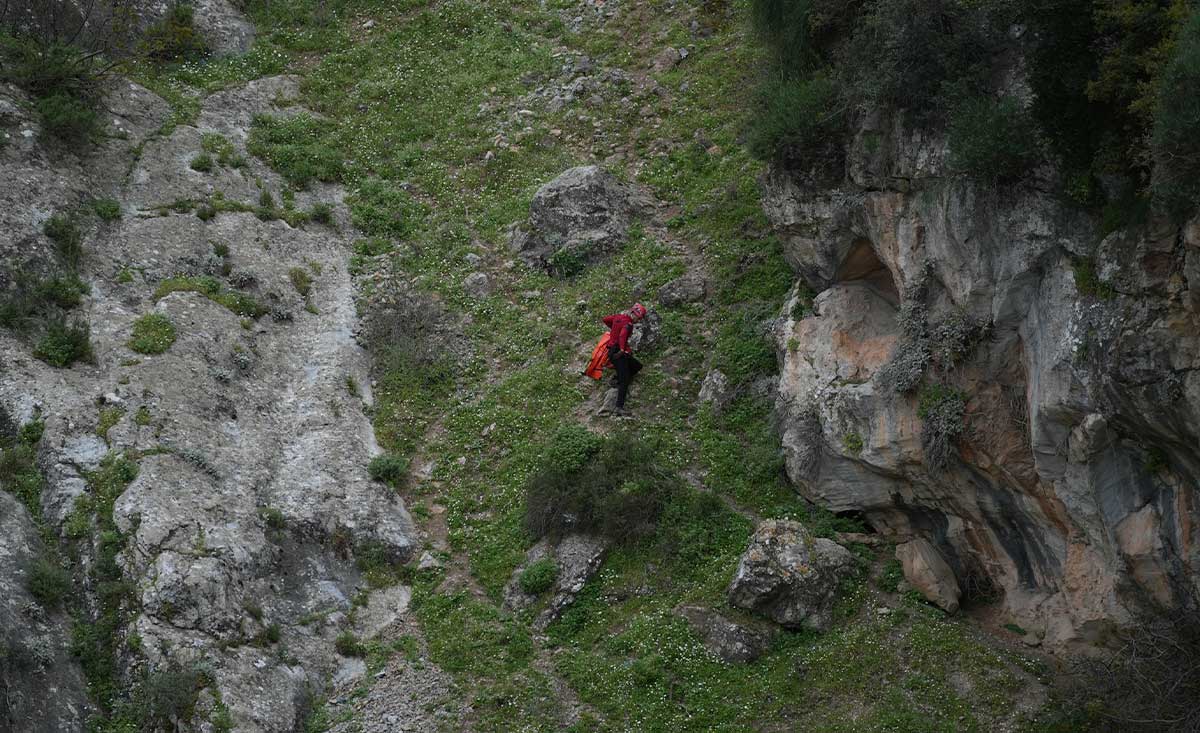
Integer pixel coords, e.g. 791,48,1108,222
602,314,634,353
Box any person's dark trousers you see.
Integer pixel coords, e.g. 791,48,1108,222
608,346,642,409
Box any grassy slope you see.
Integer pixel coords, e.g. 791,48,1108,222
144,0,1074,730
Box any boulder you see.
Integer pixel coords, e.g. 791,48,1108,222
509,166,649,271
503,534,607,630
895,539,962,613
463,272,491,298
628,309,662,353
658,273,707,307
727,520,856,631
675,605,774,663
698,369,731,412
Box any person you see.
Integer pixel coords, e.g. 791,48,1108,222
599,303,646,416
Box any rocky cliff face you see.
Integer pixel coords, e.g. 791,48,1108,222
0,73,414,730
766,108,1200,647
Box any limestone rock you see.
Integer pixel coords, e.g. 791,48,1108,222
764,105,1200,647
658,272,707,307
698,369,731,412
503,534,607,630
509,165,650,271
675,605,774,663
463,272,491,298
896,539,961,613
727,520,855,631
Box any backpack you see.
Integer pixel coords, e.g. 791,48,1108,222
582,332,612,380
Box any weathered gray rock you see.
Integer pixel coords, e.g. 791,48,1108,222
765,100,1200,647
503,534,607,630
463,272,491,298
509,165,650,271
0,494,91,733
675,605,774,663
658,272,707,307
896,539,961,613
0,75,416,732
698,369,731,412
727,520,855,631
628,309,662,353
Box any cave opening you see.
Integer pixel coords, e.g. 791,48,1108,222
834,238,900,304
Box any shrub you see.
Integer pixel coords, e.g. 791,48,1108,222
36,91,99,144
948,96,1041,184
26,558,71,610
37,274,89,309
548,247,586,278
190,152,214,172
1151,8,1200,219
746,74,844,167
335,631,365,657
154,276,268,318
92,199,121,221
1072,258,1117,299
917,384,966,471
43,214,82,268
310,202,334,224
247,113,344,187
368,454,409,486
259,506,286,529
140,3,208,61
127,313,177,355
349,178,424,238
288,267,313,296
523,432,682,545
34,318,94,367
517,558,558,596
842,432,864,455
713,307,776,385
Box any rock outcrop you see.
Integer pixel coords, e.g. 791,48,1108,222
896,538,962,613
766,104,1200,647
727,520,855,631
674,605,774,663
509,165,650,271
503,533,607,630
0,74,414,731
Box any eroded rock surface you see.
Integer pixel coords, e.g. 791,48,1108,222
509,165,651,270
503,533,607,630
766,103,1200,647
727,520,855,631
0,75,414,731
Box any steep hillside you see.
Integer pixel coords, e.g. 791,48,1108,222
0,0,1197,732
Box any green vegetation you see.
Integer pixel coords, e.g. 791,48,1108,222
366,454,408,487
335,631,366,657
154,275,268,318
139,3,207,62
127,313,178,354
842,431,864,455
43,214,82,268
0,415,45,517
1151,8,1200,218
26,557,71,610
1072,258,1117,299
918,384,967,471
247,113,344,187
0,38,105,143
92,199,122,221
517,558,558,595
34,318,94,368
190,152,215,172
201,133,246,168
948,96,1041,184
288,266,314,296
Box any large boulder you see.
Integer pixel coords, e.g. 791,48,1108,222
509,166,650,271
896,539,961,613
727,520,856,631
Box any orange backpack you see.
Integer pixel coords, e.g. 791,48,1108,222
583,332,612,380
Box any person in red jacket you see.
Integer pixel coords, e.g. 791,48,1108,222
600,303,647,416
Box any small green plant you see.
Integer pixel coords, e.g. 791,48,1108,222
548,247,587,278
1073,259,1117,299
288,267,313,296
91,199,121,221
346,375,361,398
154,276,268,318
917,384,966,471
96,407,124,442
335,631,365,657
247,113,344,187
368,454,409,486
517,558,558,596
879,559,904,593
259,506,286,529
310,202,334,224
189,152,214,173
43,214,82,268
139,3,207,61
1003,622,1027,636
134,406,152,426
34,318,94,367
842,432,864,455
26,557,71,610
128,313,177,355
36,91,99,144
